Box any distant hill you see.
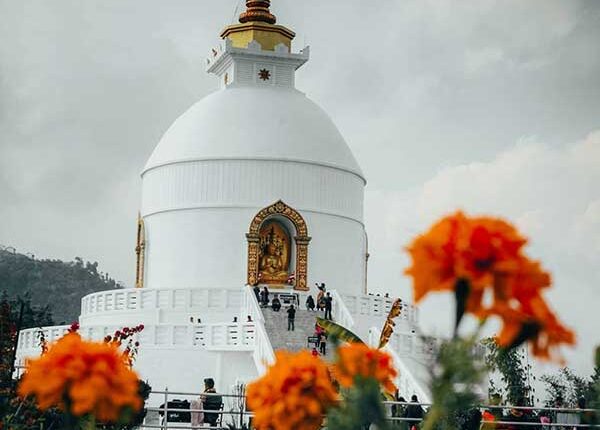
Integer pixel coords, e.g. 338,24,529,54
0,248,123,324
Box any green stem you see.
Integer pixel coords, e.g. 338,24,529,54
83,416,96,430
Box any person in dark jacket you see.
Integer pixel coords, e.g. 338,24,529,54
306,295,316,311
287,304,296,331
260,286,270,306
318,332,327,355
324,292,333,320
201,378,223,427
404,395,424,429
391,391,407,429
271,297,281,311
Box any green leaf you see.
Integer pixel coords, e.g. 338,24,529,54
316,317,364,344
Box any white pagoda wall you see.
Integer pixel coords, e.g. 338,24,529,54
141,159,367,295
135,348,257,406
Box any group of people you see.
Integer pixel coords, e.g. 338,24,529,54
305,283,333,320
390,394,425,430
254,285,270,307
390,394,596,430
190,378,223,428
158,378,223,428
311,323,327,356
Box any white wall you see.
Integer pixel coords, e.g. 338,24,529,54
136,348,257,405
141,159,364,221
141,159,367,295
143,208,366,296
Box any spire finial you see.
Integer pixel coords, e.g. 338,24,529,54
239,0,276,25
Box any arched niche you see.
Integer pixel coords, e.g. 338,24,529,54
246,200,311,291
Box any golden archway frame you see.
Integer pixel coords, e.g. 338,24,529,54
247,200,311,291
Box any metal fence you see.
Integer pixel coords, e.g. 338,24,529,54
6,375,600,429
140,389,600,429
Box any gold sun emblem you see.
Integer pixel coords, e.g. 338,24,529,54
258,69,271,81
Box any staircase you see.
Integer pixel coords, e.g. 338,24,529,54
262,306,323,353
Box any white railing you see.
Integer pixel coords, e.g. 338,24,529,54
387,332,486,363
387,331,438,361
341,294,418,323
81,288,243,317
329,289,355,329
242,287,275,374
369,327,431,403
17,322,256,355
17,325,70,351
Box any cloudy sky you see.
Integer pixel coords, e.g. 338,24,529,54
1,0,599,383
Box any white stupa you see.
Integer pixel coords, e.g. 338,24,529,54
17,0,432,407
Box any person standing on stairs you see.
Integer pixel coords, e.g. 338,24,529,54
260,286,270,307
287,304,296,331
324,292,333,320
318,331,327,355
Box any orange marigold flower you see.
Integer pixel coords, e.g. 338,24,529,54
493,259,551,305
405,211,575,360
405,211,528,309
489,295,575,361
18,333,142,422
246,350,337,430
334,343,397,395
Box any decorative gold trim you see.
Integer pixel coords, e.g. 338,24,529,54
220,22,295,41
135,213,145,289
247,200,311,291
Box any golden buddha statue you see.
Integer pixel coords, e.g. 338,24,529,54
258,224,290,284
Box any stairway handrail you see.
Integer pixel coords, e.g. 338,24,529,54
242,286,275,373
328,289,355,330
369,326,431,403
242,286,265,323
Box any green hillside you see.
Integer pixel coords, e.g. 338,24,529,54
0,248,122,325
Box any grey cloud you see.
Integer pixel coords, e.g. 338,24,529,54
1,0,599,378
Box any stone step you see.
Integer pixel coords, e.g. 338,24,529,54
261,306,332,354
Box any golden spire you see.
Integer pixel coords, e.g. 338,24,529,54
239,1,277,25
221,0,295,52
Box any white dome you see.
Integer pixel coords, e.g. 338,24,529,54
143,87,364,179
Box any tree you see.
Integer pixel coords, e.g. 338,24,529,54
484,338,535,406
0,249,121,323
542,366,600,408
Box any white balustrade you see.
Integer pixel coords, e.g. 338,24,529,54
329,289,355,330
17,325,71,352
242,287,275,374
387,331,438,361
17,322,257,357
80,288,243,317
341,294,418,323
369,327,431,403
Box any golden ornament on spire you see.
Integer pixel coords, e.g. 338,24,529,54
221,0,295,52
239,0,276,25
